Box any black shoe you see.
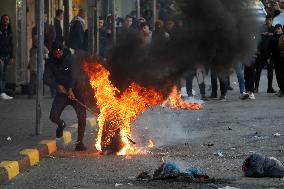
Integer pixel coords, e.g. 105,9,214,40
75,142,87,151
228,86,234,90
277,91,284,97
56,121,66,138
267,88,276,93
208,94,217,99
201,96,209,101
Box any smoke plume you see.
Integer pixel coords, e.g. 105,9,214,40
107,0,258,93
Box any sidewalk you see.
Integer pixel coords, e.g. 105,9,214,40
0,95,79,162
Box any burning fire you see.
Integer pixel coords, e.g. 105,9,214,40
82,59,202,155
162,86,203,110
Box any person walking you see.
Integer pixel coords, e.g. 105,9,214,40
0,14,14,100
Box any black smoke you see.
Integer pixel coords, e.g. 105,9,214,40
107,0,259,94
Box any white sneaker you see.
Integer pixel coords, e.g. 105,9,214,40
0,93,14,100
248,92,255,100
240,92,249,100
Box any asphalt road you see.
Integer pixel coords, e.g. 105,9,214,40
2,74,284,189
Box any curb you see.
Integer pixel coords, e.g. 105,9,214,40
0,117,97,185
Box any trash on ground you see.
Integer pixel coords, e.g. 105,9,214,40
228,127,232,130
137,171,152,180
242,153,284,178
6,137,12,141
214,151,224,157
274,133,281,137
137,162,209,182
115,183,123,187
218,186,240,189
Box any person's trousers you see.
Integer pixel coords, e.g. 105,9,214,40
235,63,245,93
28,71,37,96
275,58,284,92
186,68,206,97
211,69,228,96
255,54,274,90
49,93,86,142
244,64,255,92
0,56,10,93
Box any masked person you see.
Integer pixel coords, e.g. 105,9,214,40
43,42,87,151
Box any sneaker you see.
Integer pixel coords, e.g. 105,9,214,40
0,93,13,100
219,95,227,101
248,92,255,100
240,92,249,100
75,142,87,151
56,121,66,138
267,88,276,93
201,96,209,101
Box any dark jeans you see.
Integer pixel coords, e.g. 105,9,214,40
255,54,274,90
275,58,284,92
0,56,10,93
49,93,86,142
211,70,228,96
186,71,205,97
244,64,255,92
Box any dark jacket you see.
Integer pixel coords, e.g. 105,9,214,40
32,23,56,51
43,50,74,91
258,25,274,55
67,16,85,50
0,25,13,57
269,33,282,61
54,18,63,45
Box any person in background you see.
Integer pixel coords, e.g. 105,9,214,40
0,14,14,100
255,15,275,93
54,9,64,46
67,8,86,53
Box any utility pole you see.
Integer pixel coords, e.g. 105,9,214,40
152,0,157,28
111,0,116,45
35,0,44,135
136,0,140,20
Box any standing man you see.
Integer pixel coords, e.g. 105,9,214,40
0,14,14,100
255,15,275,93
67,8,86,53
43,42,87,151
54,9,64,46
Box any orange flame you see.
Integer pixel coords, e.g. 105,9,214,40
83,61,163,155
163,86,203,110
82,59,202,155
148,139,155,148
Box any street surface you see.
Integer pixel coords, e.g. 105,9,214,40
1,73,284,189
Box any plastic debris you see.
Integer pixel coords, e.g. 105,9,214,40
115,183,123,187
127,183,133,186
219,186,239,189
242,153,284,178
274,133,281,137
6,137,12,141
152,162,209,182
214,151,224,157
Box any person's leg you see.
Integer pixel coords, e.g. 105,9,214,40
185,72,195,96
210,69,218,98
219,74,228,99
196,65,206,99
0,59,4,94
71,94,87,151
49,94,68,138
28,71,37,98
267,59,275,92
254,55,263,92
235,63,245,93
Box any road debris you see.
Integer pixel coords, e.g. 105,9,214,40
218,186,240,189
242,153,284,178
115,183,123,187
6,136,12,141
274,133,281,137
214,151,224,157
